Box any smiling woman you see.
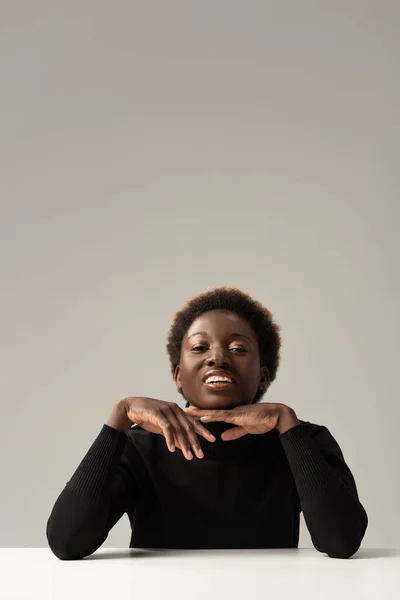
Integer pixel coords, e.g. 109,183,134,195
166,286,281,410
46,286,368,560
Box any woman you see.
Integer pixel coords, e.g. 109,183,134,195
46,286,368,559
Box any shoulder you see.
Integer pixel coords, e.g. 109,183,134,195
298,418,336,436
296,418,345,458
298,418,329,434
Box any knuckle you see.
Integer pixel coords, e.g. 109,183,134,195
187,424,197,437
188,430,200,443
183,419,194,431
175,425,185,437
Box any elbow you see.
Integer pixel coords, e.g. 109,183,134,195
314,535,363,559
46,519,88,561
47,530,85,561
325,541,362,559
45,486,108,560
47,535,94,561
314,510,368,558
48,543,84,561
319,512,368,560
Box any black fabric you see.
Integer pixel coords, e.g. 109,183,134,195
46,418,368,560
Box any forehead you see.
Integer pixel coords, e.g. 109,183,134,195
185,310,256,340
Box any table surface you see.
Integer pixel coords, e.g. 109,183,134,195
1,547,399,600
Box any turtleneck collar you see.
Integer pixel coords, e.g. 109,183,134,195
184,401,278,460
197,421,260,461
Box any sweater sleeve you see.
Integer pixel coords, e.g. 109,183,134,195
46,424,140,560
279,421,368,559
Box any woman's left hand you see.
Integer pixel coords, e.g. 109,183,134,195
184,403,300,440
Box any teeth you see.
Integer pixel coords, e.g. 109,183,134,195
205,376,233,384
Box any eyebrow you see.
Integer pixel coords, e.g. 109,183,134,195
187,331,253,343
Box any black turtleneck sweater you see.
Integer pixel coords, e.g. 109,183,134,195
46,419,368,560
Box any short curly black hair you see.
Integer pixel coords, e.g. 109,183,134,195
166,286,281,404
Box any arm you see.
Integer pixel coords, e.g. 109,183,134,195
46,424,139,560
279,420,368,559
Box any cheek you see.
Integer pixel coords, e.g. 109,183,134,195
179,359,198,384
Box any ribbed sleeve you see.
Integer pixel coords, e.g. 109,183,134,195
279,423,338,500
68,424,128,501
46,425,135,560
279,422,368,559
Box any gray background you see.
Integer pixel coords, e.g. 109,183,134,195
0,0,398,549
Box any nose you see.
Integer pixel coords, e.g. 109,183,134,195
205,346,231,368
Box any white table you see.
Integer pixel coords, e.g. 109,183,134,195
1,548,399,600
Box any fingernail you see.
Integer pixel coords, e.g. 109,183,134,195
187,451,193,459
201,416,210,421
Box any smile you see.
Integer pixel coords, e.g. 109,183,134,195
203,381,235,390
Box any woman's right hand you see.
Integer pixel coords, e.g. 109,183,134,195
107,397,216,460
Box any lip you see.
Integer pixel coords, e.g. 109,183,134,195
202,370,236,384
203,381,235,391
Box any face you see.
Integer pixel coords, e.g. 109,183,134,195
174,310,269,409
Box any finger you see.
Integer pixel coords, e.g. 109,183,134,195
157,417,175,452
158,413,186,454
184,407,210,417
175,413,205,459
221,427,248,441
199,412,231,423
190,419,217,443
185,407,232,423
165,411,193,460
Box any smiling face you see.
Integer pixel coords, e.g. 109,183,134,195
174,310,269,410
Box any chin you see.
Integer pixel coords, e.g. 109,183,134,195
195,396,242,410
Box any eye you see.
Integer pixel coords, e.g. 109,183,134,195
191,346,247,353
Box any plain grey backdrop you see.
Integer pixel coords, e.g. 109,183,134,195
0,1,398,549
